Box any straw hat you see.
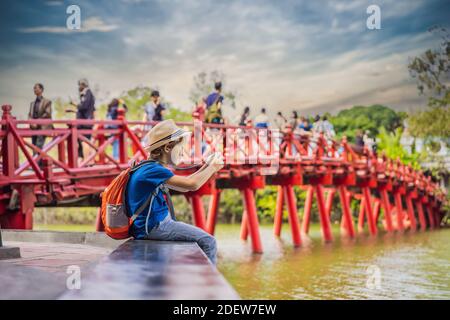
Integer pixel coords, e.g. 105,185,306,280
144,119,191,152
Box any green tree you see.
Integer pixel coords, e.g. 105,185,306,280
408,94,450,138
377,127,426,170
408,26,450,139
330,105,405,142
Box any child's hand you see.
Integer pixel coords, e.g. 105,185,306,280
209,153,224,172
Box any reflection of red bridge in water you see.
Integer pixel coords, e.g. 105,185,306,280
0,105,447,253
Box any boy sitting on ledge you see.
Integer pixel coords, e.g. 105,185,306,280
126,119,223,264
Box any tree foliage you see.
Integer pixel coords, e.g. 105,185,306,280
377,127,426,170
408,97,450,138
330,104,405,142
408,26,450,139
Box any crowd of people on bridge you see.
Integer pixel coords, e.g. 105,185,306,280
27,79,376,162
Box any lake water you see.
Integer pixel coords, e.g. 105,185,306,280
215,224,450,299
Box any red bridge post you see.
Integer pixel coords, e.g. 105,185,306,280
206,189,221,235
380,189,394,232
241,188,263,253
240,210,248,241
273,185,284,237
189,195,206,230
315,185,333,242
284,185,302,247
362,187,378,235
416,197,427,231
325,188,336,217
405,193,417,231
357,197,365,233
338,186,355,237
425,201,435,229
301,186,314,234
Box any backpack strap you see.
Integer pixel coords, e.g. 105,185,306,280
130,159,156,172
144,185,163,236
161,184,176,221
143,184,176,236
130,192,153,222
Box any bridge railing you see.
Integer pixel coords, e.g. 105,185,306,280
0,104,445,198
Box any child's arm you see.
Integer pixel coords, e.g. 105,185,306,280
166,163,209,192
166,156,223,192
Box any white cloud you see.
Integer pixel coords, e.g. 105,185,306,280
2,0,439,120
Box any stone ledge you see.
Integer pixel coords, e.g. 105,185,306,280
1,229,126,249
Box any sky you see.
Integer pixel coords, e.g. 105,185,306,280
0,0,449,120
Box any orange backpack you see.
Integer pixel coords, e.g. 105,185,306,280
101,160,167,239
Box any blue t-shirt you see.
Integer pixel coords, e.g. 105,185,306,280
205,92,224,109
126,161,174,239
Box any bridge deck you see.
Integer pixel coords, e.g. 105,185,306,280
60,239,240,300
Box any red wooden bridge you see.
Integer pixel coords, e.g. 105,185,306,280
0,104,447,253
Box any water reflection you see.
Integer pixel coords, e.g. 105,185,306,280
216,224,450,299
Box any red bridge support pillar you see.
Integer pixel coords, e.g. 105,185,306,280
241,188,263,253
405,194,417,231
273,186,284,237
314,185,333,242
206,190,221,235
338,186,355,238
325,189,336,217
362,187,377,236
284,185,302,247
373,199,381,224
358,197,366,233
380,190,394,232
240,210,248,241
1,186,35,230
301,186,314,234
393,191,405,231
416,199,427,231
189,195,206,230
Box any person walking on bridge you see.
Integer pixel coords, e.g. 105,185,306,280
150,90,166,122
205,81,224,124
254,107,270,128
239,106,251,126
68,79,96,161
28,83,52,158
142,90,166,146
126,120,223,264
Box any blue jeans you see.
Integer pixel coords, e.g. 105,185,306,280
145,215,217,265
